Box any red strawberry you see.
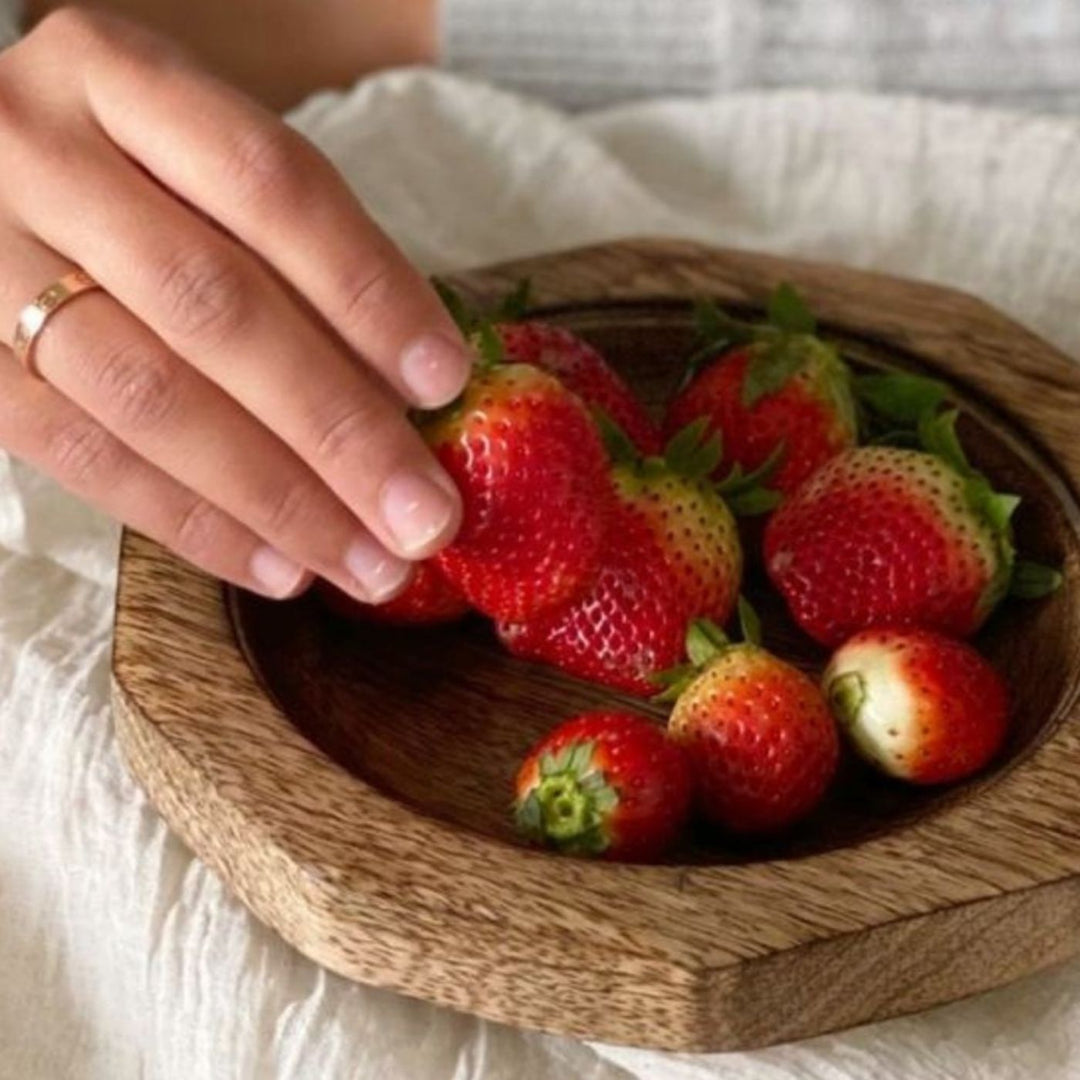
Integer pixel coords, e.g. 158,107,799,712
317,562,469,625
764,413,1025,647
434,277,661,455
664,284,857,498
665,618,839,833
498,500,693,696
822,627,1009,784
496,321,661,454
605,418,743,623
514,711,691,861
421,360,612,622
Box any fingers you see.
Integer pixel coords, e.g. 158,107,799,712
0,236,418,603
77,10,473,410
0,346,313,598
2,137,462,563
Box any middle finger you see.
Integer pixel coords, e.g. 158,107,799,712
0,235,414,603
5,138,463,561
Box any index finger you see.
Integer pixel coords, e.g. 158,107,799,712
81,16,472,410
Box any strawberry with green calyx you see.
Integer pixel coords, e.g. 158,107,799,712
434,278,661,454
660,608,839,833
497,499,695,697
823,627,1009,784
599,415,744,623
764,409,1061,647
420,350,613,623
317,562,469,625
513,711,691,861
664,283,858,499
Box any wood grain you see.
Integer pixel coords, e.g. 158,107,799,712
112,239,1080,1051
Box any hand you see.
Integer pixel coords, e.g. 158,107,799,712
0,8,472,603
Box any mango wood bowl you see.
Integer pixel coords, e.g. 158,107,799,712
112,239,1080,1052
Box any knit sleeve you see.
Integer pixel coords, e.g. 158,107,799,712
438,0,731,111
440,0,1080,114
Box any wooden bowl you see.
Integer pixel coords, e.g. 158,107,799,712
112,239,1080,1052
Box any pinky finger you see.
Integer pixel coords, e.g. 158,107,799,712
0,354,310,598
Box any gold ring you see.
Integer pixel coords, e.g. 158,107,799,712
13,269,103,378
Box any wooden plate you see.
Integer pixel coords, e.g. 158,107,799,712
112,239,1080,1052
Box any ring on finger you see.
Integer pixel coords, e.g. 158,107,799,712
13,268,103,378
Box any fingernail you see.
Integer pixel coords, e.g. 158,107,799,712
400,332,472,408
380,468,458,555
250,545,308,598
344,533,412,602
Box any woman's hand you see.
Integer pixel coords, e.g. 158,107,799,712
0,8,472,603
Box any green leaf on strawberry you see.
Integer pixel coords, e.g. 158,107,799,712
767,282,817,335
741,339,808,407
715,443,784,516
495,278,532,321
855,372,949,427
1010,560,1064,598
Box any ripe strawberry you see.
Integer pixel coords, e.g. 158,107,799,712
823,627,1009,784
497,321,661,454
604,417,743,623
514,711,691,861
764,410,1027,647
498,500,693,696
434,276,661,453
664,617,839,833
664,284,857,498
317,562,469,625
420,359,612,622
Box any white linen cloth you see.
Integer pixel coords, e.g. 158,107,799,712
4,70,1080,1080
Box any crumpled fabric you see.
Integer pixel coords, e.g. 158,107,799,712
3,70,1080,1080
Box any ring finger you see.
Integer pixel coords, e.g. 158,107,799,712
2,137,463,563
0,235,415,603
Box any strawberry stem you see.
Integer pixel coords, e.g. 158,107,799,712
826,671,866,727
534,775,594,841
515,742,617,856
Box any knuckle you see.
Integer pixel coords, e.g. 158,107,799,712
336,259,397,337
47,416,118,486
227,124,316,212
88,341,178,433
172,497,227,563
311,399,386,466
155,246,251,345
260,479,325,538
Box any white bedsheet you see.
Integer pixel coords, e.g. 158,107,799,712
3,71,1080,1079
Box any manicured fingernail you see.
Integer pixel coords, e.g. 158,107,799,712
380,468,457,555
250,546,308,598
344,534,411,602
400,332,472,408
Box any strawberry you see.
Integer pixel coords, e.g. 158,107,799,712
763,408,1064,647
317,562,469,625
599,417,743,623
497,499,693,696
420,355,612,622
664,284,857,499
823,627,1009,784
663,615,839,833
435,277,661,453
497,321,661,454
514,711,691,861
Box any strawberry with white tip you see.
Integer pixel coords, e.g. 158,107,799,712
822,627,1010,784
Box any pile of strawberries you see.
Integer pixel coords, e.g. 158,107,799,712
322,281,1062,863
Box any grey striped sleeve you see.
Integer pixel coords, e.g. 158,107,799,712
440,0,1080,112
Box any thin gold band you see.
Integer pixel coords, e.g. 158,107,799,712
13,269,103,377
